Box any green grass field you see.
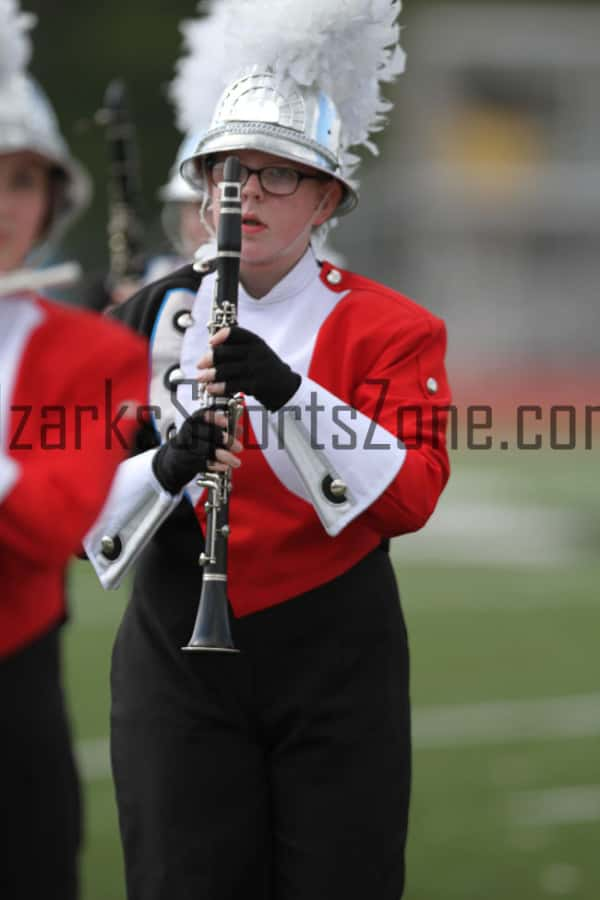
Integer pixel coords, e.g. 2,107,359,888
64,447,600,899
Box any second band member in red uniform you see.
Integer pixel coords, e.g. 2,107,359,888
0,4,148,897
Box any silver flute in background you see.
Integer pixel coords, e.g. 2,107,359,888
182,155,243,654
0,261,82,298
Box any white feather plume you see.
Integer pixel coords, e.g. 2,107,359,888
0,0,35,85
170,0,233,136
170,0,405,171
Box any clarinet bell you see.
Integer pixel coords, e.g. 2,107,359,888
182,578,240,653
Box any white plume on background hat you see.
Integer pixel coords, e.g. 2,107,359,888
170,0,406,214
0,0,90,244
0,0,34,79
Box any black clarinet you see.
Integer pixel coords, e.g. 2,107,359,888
183,156,243,653
97,79,145,285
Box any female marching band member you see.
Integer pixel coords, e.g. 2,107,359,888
85,2,451,897
0,3,148,897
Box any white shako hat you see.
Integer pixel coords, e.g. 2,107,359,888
0,0,91,243
171,0,406,217
159,131,206,204
181,68,356,214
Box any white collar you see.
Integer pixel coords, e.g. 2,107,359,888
237,246,320,309
182,246,321,378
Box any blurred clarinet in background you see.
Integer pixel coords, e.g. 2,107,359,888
96,79,146,296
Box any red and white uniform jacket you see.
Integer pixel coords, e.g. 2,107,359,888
0,293,148,658
85,250,451,618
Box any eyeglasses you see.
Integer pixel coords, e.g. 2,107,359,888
207,160,328,196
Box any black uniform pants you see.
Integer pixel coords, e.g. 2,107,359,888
0,626,81,900
111,547,411,900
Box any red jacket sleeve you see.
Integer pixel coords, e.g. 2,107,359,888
0,312,148,566
356,316,451,536
312,280,451,538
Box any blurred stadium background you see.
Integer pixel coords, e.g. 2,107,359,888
23,0,600,896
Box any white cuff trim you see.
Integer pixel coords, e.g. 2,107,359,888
268,377,406,536
83,449,182,589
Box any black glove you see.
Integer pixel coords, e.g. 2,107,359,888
212,326,301,412
152,411,225,494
